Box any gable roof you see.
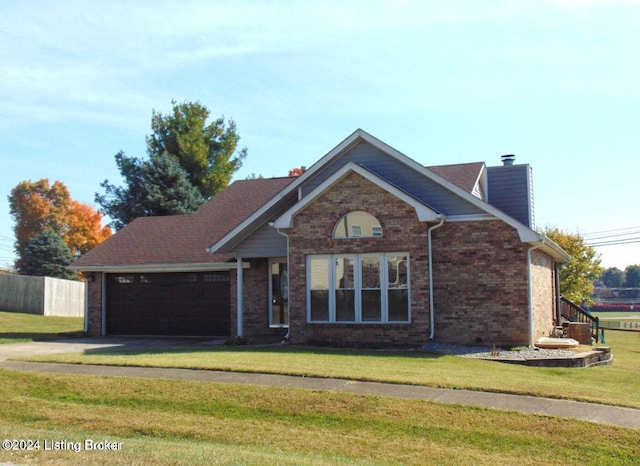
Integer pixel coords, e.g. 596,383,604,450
72,129,569,270
209,129,568,262
71,176,295,272
273,162,442,228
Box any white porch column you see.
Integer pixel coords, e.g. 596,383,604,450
236,257,243,337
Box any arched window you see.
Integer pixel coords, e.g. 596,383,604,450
333,211,382,239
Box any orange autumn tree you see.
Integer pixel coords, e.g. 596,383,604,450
64,200,113,255
9,179,112,270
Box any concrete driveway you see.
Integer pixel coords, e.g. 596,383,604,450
0,337,220,362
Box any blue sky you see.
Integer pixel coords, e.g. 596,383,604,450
1,0,639,271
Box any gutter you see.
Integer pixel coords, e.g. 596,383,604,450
69,262,244,274
428,215,446,340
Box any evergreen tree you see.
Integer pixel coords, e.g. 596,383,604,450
20,229,77,279
96,151,203,230
97,100,247,229
147,100,247,199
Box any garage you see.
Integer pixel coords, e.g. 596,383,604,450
106,271,230,336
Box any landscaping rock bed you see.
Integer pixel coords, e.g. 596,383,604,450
422,342,613,368
423,342,577,360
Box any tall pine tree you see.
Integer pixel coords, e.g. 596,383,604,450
97,100,247,229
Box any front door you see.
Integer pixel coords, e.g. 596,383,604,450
269,259,289,328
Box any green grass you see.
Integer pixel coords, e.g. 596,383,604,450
594,312,640,319
594,312,640,332
0,369,638,465
2,310,639,464
0,310,83,344
26,331,640,409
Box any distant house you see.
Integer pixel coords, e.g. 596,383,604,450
71,129,569,347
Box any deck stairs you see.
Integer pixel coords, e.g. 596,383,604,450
559,296,603,343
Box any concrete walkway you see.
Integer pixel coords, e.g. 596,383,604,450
1,339,639,431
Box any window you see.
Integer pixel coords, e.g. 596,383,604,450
111,275,134,284
307,253,410,323
333,211,383,238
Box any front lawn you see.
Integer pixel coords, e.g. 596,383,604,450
0,369,638,465
0,311,83,344
26,330,640,409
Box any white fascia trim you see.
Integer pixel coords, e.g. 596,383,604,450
446,214,494,222
70,262,248,273
471,165,488,200
273,162,441,228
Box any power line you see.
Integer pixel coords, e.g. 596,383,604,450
582,225,640,247
586,231,640,241
589,238,640,247
583,225,640,238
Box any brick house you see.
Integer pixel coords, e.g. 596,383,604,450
71,129,569,347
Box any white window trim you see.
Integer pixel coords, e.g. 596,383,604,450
306,253,410,324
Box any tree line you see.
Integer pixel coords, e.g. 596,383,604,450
599,265,640,289
8,100,246,278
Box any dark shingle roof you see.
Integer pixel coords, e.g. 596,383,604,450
71,177,295,269
72,162,486,270
427,162,485,193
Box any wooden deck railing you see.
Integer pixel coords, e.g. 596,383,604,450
560,296,601,343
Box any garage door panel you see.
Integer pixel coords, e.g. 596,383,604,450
106,272,230,336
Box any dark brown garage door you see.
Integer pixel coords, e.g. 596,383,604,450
106,272,230,336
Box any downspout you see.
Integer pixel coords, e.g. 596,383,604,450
275,227,290,341
236,256,243,337
428,215,446,340
527,240,544,347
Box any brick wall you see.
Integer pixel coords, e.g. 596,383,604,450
231,260,288,342
531,249,556,341
286,171,431,347
432,220,540,347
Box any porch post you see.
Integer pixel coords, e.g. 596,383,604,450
236,257,243,337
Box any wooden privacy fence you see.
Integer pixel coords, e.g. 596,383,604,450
0,274,84,318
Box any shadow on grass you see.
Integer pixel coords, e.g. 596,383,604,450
0,331,84,343
79,340,447,360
